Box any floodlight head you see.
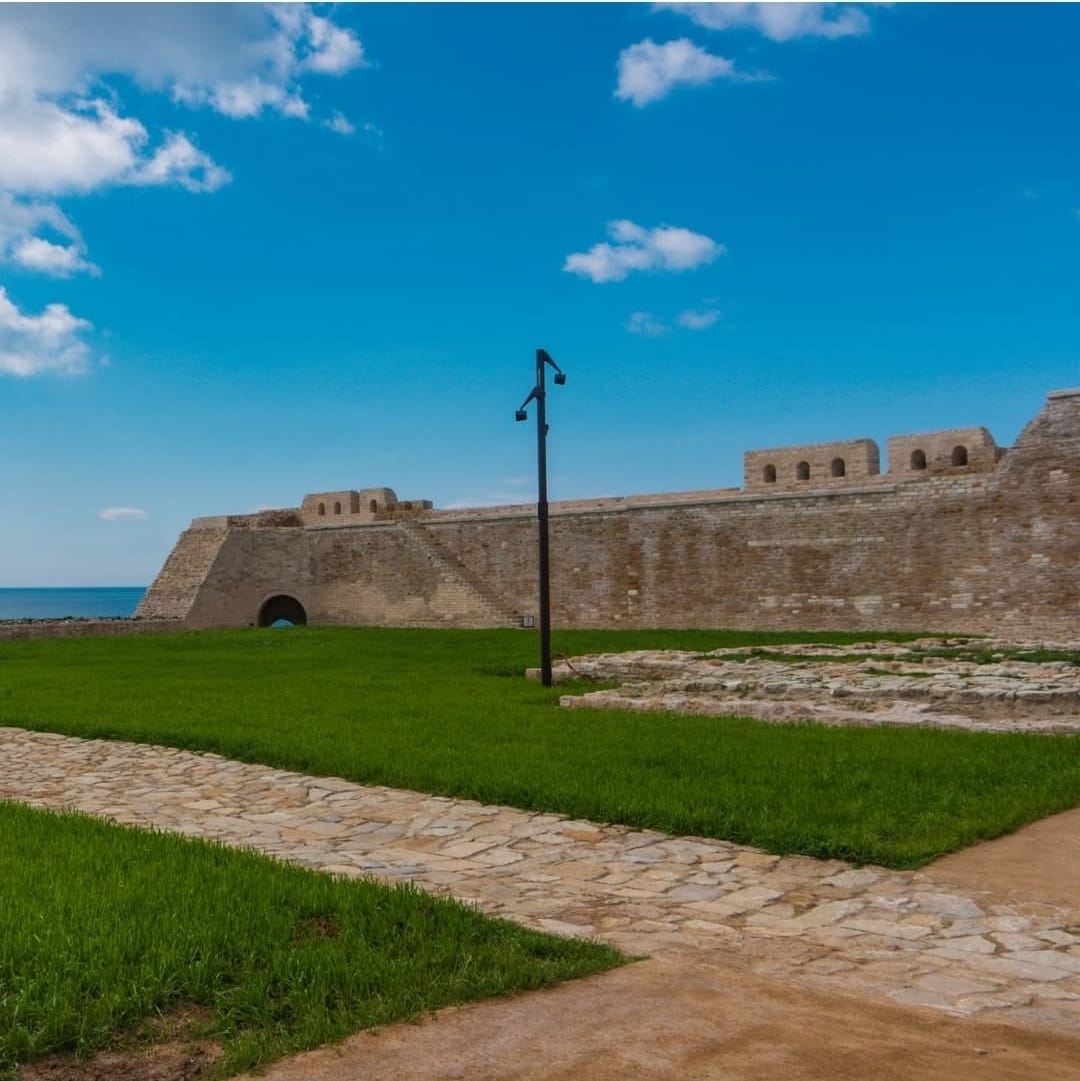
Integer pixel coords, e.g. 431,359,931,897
553,371,566,386
515,409,528,422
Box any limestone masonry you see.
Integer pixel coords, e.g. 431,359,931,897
135,389,1080,638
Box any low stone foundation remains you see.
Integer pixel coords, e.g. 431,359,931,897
554,640,1080,734
0,618,184,642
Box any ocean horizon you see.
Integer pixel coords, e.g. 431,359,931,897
0,587,147,620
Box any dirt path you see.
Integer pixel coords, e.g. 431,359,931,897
924,806,1080,914
245,953,1080,1081
247,809,1080,1081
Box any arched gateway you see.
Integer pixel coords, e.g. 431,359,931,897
257,595,307,627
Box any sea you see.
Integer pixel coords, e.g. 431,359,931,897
0,587,147,621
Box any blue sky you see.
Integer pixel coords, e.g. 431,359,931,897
1,2,1078,586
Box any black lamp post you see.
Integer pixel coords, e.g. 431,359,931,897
516,348,567,687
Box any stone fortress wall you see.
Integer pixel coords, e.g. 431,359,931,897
135,389,1080,639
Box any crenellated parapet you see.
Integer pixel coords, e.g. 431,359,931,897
745,424,1003,494
299,488,433,526
886,427,1001,478
744,438,880,492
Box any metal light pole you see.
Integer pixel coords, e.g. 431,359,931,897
516,349,566,687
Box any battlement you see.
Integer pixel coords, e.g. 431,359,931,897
886,427,1001,478
299,488,433,526
744,438,880,493
182,415,1012,531
745,425,1002,494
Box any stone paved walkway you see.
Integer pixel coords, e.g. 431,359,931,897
3,726,1080,1034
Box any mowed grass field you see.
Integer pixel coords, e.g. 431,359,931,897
0,801,622,1078
4,626,1080,868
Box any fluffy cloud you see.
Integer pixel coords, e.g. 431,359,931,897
677,307,721,329
0,194,98,278
615,38,750,107
0,287,92,376
0,5,366,198
0,5,365,121
13,237,98,277
98,507,150,521
132,132,232,193
0,4,365,375
0,100,230,198
655,3,871,41
565,220,724,283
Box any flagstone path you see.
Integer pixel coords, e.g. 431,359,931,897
3,725,1080,1036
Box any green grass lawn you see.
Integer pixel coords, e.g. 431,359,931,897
0,800,622,1079
2,627,1080,868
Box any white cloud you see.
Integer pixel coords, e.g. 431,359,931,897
0,194,98,277
324,111,356,136
98,507,150,522
0,105,228,199
177,78,309,121
131,132,231,193
0,98,153,196
615,38,750,107
627,311,670,336
0,5,365,123
295,9,366,74
677,307,721,329
12,237,99,278
0,286,92,376
656,3,871,41
0,4,365,373
565,220,724,283
0,3,366,199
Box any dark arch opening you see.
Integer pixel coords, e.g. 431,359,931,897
911,449,927,470
258,595,308,628
369,499,378,513
951,445,968,467
317,502,326,516
831,457,846,478
763,464,777,483
333,500,342,514
796,461,810,481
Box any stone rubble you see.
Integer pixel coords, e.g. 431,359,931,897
2,725,1079,1034
554,639,1080,733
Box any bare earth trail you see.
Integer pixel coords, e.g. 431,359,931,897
3,727,1080,1080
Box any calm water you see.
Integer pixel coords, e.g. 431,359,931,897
0,587,146,620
